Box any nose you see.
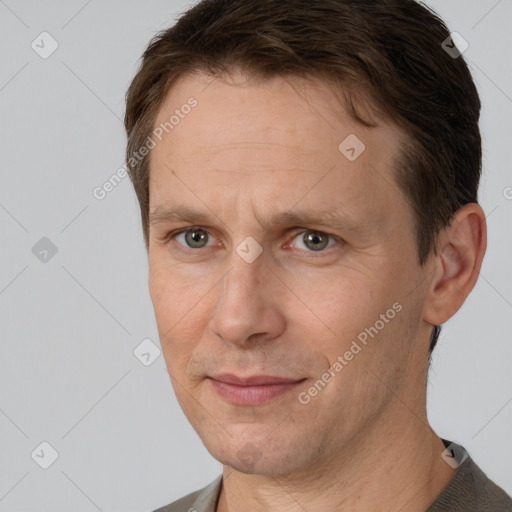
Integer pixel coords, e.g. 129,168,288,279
207,249,285,347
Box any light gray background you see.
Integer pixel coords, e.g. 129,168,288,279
0,1,511,511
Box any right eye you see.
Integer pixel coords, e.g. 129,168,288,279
170,227,218,251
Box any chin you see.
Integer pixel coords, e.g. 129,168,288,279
207,437,310,477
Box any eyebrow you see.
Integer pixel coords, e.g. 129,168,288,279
149,204,363,233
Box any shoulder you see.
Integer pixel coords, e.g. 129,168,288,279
466,457,512,511
152,488,201,512
428,442,512,512
152,475,223,512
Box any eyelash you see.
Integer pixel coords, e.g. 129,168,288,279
163,226,341,257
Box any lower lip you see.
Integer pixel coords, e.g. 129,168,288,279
208,378,306,405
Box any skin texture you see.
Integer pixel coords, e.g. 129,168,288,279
147,70,487,511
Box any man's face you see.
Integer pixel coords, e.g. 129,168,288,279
148,71,434,476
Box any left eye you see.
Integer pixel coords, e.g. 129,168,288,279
289,230,337,252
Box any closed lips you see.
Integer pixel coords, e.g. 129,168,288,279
209,374,306,386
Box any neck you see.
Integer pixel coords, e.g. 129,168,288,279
216,394,456,512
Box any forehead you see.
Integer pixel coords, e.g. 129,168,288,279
152,70,389,149
148,71,408,226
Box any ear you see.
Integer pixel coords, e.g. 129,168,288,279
422,203,487,326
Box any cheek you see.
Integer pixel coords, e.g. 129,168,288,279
148,264,208,361
149,266,178,330
148,259,199,322
291,270,388,342
291,268,413,381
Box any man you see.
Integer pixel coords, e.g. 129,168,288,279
124,0,512,510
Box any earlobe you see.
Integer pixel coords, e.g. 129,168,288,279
422,203,487,326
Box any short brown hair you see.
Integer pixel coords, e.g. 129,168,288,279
124,0,481,353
